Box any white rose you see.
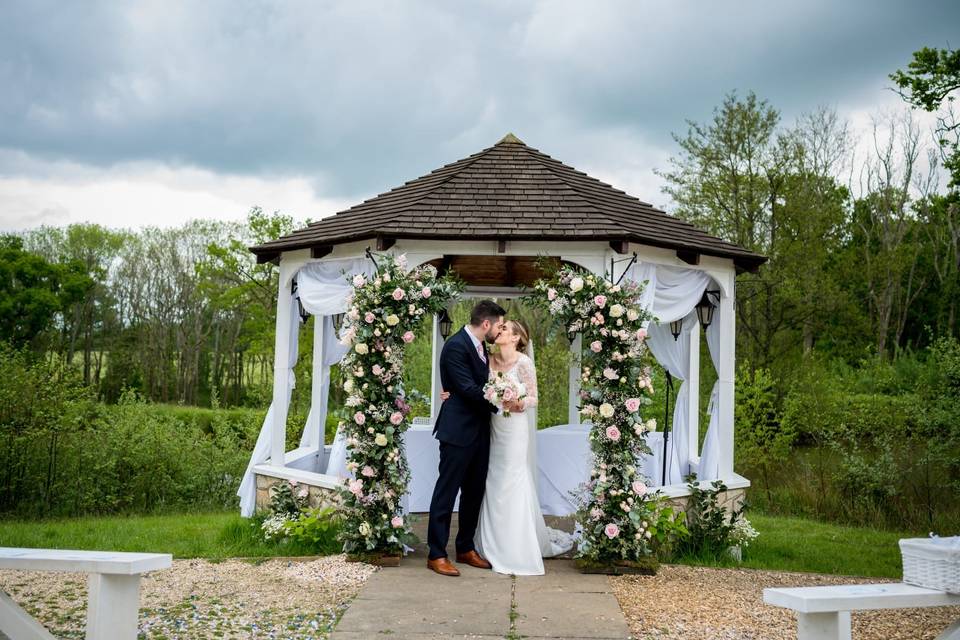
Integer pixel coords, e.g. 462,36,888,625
646,418,657,432
609,304,625,318
626,308,639,321
359,522,371,536
343,378,354,392
598,403,615,418
375,433,388,446
352,274,366,287
385,314,400,326
570,277,584,292
355,343,369,355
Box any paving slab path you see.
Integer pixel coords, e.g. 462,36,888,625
332,514,631,640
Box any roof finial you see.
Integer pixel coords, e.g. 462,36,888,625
497,132,524,145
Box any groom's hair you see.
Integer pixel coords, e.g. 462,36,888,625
470,300,506,326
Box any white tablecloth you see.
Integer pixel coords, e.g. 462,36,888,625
325,423,665,516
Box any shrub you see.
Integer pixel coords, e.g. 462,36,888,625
675,476,756,561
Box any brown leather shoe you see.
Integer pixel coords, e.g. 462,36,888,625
427,557,460,577
456,550,492,569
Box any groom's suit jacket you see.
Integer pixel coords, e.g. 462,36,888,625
433,326,497,447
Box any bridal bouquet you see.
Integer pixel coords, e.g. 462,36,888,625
483,372,525,417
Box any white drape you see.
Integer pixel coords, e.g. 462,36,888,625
697,319,722,481
295,257,375,450
238,293,302,516
624,262,713,485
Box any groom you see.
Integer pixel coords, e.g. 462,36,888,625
427,300,511,576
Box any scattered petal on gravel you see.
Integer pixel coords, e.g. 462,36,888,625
0,554,377,639
612,564,960,640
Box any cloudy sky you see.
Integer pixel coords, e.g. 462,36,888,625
1,1,957,231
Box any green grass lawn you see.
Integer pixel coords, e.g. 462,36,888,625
672,513,909,579
0,510,910,578
0,511,329,561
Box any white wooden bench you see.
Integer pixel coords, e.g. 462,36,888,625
0,547,172,640
764,583,960,640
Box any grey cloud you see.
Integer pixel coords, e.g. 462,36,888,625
1,0,957,202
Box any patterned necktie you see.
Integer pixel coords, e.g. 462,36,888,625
477,343,487,363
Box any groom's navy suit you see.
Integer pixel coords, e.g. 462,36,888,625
427,326,497,560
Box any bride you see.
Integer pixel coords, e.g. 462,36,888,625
473,320,574,575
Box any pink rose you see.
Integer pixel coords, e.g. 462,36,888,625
590,340,602,353
637,328,648,339
603,367,618,380
484,387,496,402
606,426,621,441
364,312,375,323
604,523,620,539
547,288,557,301
632,480,647,496
361,466,376,477
354,411,366,425
501,387,516,402
421,287,431,298
590,507,603,520
348,479,363,496
352,274,366,287
372,364,384,376
594,294,607,308
390,412,404,425
402,330,415,343
625,398,641,412
392,287,405,301
391,515,404,527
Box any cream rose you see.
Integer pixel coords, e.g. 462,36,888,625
375,433,388,446
385,314,400,326
609,304,624,318
598,403,615,418
355,343,369,355
570,277,584,292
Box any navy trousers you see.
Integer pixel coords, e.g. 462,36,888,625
427,435,490,560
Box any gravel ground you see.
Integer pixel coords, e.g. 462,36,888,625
0,555,377,639
612,564,960,640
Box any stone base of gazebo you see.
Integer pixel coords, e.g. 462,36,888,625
252,461,749,520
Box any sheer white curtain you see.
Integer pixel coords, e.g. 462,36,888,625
697,319,722,481
238,294,302,516
295,258,378,475
625,263,713,485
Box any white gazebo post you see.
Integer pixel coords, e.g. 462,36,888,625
687,318,701,469
568,334,582,426
430,313,443,422
717,276,736,478
270,253,307,467
307,314,326,450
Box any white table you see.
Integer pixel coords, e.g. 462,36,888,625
326,422,665,515
0,547,172,640
764,583,960,639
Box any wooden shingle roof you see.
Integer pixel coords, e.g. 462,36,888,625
250,134,767,272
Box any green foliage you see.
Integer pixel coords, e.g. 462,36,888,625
891,46,960,187
283,507,342,554
676,477,756,561
735,367,793,503
0,235,93,349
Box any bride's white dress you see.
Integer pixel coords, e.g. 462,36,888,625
475,353,574,575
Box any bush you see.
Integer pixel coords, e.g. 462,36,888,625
675,476,757,561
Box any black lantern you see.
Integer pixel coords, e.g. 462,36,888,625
332,312,346,332
695,290,720,330
669,317,683,341
438,308,454,340
296,297,310,323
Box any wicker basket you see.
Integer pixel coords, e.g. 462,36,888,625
899,536,960,593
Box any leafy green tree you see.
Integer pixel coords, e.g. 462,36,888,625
0,236,92,350
891,46,960,188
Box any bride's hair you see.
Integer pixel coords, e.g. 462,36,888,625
507,320,530,353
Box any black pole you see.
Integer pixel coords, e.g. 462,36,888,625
661,371,673,486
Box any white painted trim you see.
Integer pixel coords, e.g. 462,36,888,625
717,276,736,477
270,253,307,468
252,464,343,490
687,319,701,461
655,473,751,499
308,315,326,449
568,334,582,426
430,313,443,422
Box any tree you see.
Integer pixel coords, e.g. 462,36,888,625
0,236,92,351
892,46,960,188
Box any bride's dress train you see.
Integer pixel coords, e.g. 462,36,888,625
475,353,574,575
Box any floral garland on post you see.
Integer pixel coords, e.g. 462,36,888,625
337,254,463,559
530,265,685,571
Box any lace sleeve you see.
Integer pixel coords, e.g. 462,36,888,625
518,355,538,408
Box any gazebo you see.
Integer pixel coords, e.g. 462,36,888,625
238,133,766,517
